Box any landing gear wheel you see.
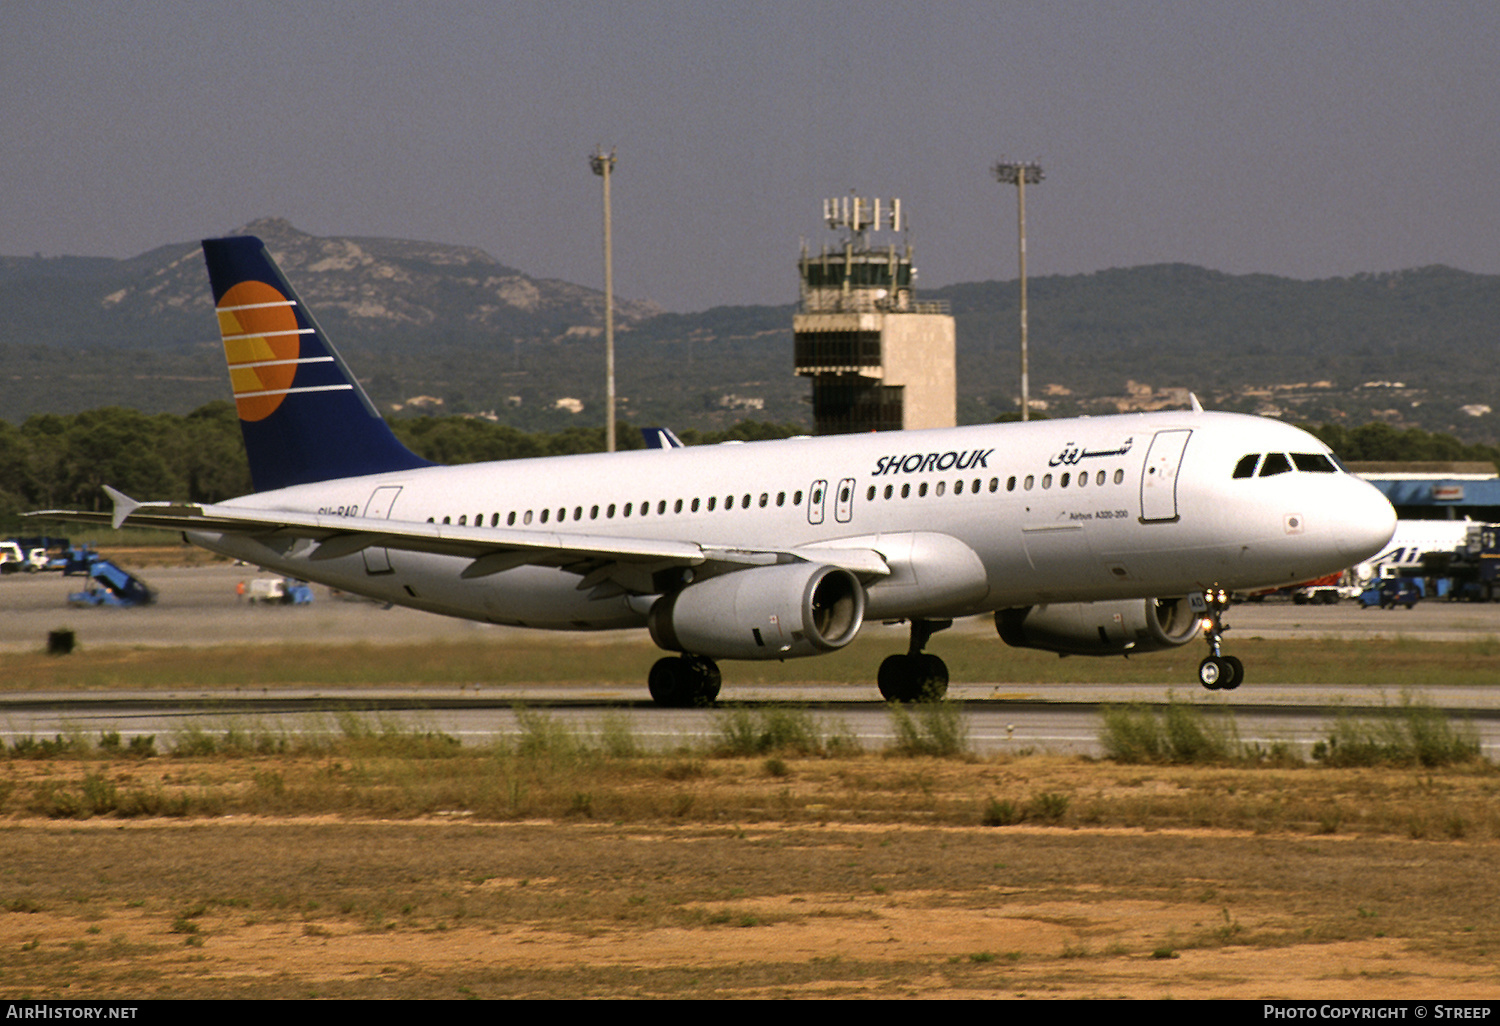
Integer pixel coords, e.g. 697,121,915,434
647,655,722,707
1222,655,1244,690
1198,656,1226,690
877,652,949,702
877,618,954,701
919,653,949,698
877,655,908,701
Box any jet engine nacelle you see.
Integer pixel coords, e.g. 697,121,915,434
995,597,1203,656
648,563,865,661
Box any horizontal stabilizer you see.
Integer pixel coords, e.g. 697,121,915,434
102,485,142,531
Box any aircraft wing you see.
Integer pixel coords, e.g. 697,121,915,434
27,487,891,595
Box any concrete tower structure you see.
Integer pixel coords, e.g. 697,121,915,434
794,196,955,434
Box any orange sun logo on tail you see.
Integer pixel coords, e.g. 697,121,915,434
215,280,302,422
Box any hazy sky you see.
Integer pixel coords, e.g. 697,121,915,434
5,1,1498,311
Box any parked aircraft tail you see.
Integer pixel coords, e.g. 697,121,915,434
201,235,431,492
641,426,685,449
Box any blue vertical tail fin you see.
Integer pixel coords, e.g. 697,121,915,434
201,235,431,492
641,426,685,449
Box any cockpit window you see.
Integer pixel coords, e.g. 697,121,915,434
1292,452,1337,473
1237,451,1346,478
1259,452,1292,477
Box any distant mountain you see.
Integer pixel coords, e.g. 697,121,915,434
0,219,664,425
929,263,1500,438
938,262,1499,392
0,217,661,350
2,222,1498,442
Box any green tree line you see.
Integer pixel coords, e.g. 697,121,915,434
1306,422,1500,465
2,403,1494,532
0,403,805,530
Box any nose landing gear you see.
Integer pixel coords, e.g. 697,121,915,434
1197,586,1243,691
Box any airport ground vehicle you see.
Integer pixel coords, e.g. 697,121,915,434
0,542,34,573
1357,577,1421,610
1289,571,1362,605
246,578,314,605
67,560,155,607
49,545,101,575
0,541,49,573
1,536,74,573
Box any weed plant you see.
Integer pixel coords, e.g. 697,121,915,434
980,791,1071,826
171,723,293,757
713,704,846,756
1315,692,1482,768
333,711,462,759
887,700,971,758
596,712,641,759
8,733,93,759
513,707,588,765
1100,699,1246,764
981,797,1021,826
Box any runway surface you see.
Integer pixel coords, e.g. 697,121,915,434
9,562,1500,650
4,563,1499,757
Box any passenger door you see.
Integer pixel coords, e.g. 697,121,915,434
1139,429,1191,523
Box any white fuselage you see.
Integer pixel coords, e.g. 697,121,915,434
192,410,1396,633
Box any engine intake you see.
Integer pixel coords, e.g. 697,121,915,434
649,563,865,660
995,597,1202,656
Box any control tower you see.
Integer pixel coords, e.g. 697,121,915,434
794,196,955,434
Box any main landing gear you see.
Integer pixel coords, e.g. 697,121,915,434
878,618,952,702
648,654,722,707
1197,586,1244,691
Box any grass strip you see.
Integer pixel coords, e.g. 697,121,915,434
7,633,1500,689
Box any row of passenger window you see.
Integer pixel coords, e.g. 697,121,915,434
432,464,1131,529
866,468,1126,502
432,489,809,528
1232,452,1339,479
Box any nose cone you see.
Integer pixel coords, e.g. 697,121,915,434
1337,479,1397,561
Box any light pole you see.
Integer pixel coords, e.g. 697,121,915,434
590,147,618,452
993,160,1043,421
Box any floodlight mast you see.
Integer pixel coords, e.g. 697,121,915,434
590,147,618,452
993,160,1043,421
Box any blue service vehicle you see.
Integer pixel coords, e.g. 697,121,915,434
1357,577,1421,610
52,545,101,575
68,560,156,607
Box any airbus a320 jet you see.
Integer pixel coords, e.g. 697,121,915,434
31,236,1397,705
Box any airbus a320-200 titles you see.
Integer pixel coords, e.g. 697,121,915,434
30,235,1396,705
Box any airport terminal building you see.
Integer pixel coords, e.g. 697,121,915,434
1351,462,1500,522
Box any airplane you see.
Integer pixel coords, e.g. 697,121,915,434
29,234,1398,704
1354,519,1473,580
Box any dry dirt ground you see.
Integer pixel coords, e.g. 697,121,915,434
0,761,1497,999
5,555,1498,999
